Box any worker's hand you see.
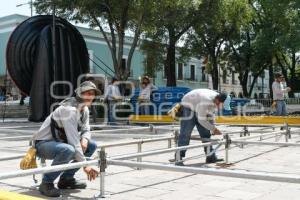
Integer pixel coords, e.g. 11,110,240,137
286,87,291,92
113,96,123,100
81,138,88,153
84,166,99,181
212,128,222,135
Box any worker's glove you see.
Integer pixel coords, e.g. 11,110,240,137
20,147,37,170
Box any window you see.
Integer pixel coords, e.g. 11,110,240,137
177,63,183,80
190,65,195,81
201,67,206,81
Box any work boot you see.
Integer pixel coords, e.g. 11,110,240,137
39,182,61,197
58,177,87,189
175,161,185,166
174,153,184,166
206,155,224,164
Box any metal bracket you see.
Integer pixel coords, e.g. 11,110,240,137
224,134,232,149
149,124,154,133
243,126,250,136
95,149,110,199
174,130,179,145
224,134,232,166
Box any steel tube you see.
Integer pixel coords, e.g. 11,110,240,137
0,160,98,180
0,125,41,129
0,129,35,134
0,136,174,161
110,141,224,160
0,154,23,161
98,136,174,148
231,140,300,147
108,160,300,184
235,131,284,140
92,127,150,134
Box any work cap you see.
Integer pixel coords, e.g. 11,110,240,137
75,81,101,96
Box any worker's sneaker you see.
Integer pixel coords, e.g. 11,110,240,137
206,155,224,164
175,161,185,166
58,177,87,189
174,153,185,166
39,182,61,197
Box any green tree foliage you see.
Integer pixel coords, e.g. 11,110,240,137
141,0,201,86
34,0,149,80
140,40,164,79
184,0,252,90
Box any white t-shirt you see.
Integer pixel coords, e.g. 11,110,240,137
272,81,288,100
104,84,121,100
181,89,218,131
139,84,157,100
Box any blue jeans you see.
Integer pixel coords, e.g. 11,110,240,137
178,106,214,158
108,101,117,124
36,140,97,183
139,104,150,115
275,100,287,116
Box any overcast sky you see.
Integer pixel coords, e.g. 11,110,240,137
0,0,92,29
0,0,35,18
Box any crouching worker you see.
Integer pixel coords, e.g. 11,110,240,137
176,89,227,165
32,81,101,197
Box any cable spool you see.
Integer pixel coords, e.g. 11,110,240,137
6,15,89,121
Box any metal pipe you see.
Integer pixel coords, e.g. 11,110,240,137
108,160,300,184
168,138,172,148
0,125,41,129
98,149,108,198
0,155,23,161
98,136,174,148
224,134,230,164
137,142,142,170
110,141,224,160
235,131,283,141
0,129,35,134
0,130,287,162
0,136,174,161
0,160,98,180
92,127,150,134
231,140,300,147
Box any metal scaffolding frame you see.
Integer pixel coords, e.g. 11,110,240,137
0,124,299,198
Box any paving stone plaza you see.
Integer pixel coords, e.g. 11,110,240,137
0,121,299,200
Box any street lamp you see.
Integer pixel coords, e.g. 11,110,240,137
16,0,33,17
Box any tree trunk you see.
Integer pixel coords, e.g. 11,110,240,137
268,65,274,99
210,55,219,90
289,52,296,97
249,74,259,97
239,70,249,97
165,28,177,87
242,31,251,97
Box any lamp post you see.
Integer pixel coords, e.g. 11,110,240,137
16,0,33,17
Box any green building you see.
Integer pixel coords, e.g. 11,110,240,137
0,14,208,99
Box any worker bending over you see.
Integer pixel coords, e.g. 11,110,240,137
176,89,227,165
33,81,100,197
